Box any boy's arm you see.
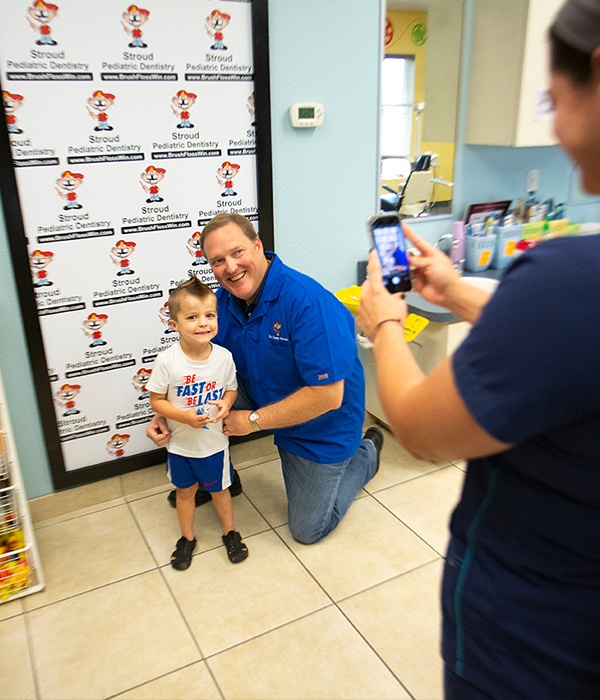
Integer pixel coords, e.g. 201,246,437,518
222,389,237,409
209,389,237,423
149,392,211,430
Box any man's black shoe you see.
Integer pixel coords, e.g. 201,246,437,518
229,468,243,497
167,468,243,508
364,427,384,475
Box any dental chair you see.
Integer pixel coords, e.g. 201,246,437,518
380,167,433,216
397,168,433,217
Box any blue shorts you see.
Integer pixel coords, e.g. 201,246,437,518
167,448,233,492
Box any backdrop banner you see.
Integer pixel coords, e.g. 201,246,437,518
0,0,272,485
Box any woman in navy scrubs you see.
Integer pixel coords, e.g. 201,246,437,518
358,1,600,696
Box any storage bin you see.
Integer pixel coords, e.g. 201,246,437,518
522,221,546,238
548,218,569,236
491,224,522,269
464,234,496,272
335,285,361,315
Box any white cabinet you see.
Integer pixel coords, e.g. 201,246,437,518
465,0,563,147
360,277,499,428
360,319,471,428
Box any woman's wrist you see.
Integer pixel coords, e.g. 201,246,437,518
370,318,404,342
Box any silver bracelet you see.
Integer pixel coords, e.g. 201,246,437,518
371,318,403,341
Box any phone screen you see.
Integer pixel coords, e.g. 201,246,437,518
369,215,412,293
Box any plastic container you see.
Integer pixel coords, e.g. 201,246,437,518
451,221,465,273
464,234,496,272
491,224,522,269
335,285,361,315
548,218,569,236
522,221,546,238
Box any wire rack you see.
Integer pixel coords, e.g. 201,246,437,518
0,485,19,535
0,374,44,602
0,433,7,484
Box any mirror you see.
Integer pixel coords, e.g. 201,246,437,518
380,0,464,219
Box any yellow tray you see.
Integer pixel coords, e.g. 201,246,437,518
336,286,430,342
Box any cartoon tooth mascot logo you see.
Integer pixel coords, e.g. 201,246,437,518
122,5,149,48
3,92,24,134
27,0,58,46
205,10,230,50
82,312,108,347
216,161,240,197
172,90,197,129
55,170,84,210
87,90,115,131
187,231,207,266
55,383,80,416
30,249,54,287
106,433,130,458
110,239,136,276
140,165,166,203
158,301,175,333
247,91,255,127
132,368,151,399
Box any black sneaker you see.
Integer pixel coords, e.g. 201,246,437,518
364,427,384,475
167,468,243,508
222,530,248,563
170,536,197,570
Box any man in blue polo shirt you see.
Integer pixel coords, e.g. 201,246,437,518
149,213,382,544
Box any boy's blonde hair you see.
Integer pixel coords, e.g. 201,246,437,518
168,275,216,319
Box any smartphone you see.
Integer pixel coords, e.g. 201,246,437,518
367,212,412,293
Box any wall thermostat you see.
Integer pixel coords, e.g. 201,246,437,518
289,102,324,128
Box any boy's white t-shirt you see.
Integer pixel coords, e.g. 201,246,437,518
146,342,237,458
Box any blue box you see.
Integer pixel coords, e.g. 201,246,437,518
491,224,522,270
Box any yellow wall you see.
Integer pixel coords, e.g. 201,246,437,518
385,10,427,105
382,10,453,204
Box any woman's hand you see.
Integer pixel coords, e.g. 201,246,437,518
357,249,408,342
403,224,462,308
404,224,493,323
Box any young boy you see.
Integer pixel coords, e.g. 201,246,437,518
147,276,248,569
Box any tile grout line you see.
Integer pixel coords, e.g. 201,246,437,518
16,438,449,700
22,600,42,700
337,604,417,700
365,488,450,559
125,493,229,699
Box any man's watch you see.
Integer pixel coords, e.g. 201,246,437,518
248,411,262,432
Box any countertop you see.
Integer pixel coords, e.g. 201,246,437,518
405,292,458,323
406,269,503,323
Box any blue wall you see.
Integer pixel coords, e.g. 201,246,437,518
2,0,599,497
0,199,54,497
267,1,382,291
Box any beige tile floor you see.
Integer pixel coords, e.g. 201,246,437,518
0,421,466,700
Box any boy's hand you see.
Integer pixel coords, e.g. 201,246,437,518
207,399,230,423
181,406,212,429
146,415,171,447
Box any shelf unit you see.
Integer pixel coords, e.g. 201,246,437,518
0,372,44,602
